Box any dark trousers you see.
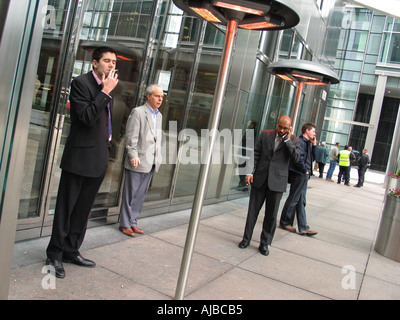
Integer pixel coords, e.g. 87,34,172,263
317,162,325,178
338,166,350,185
242,178,283,246
46,170,105,260
357,168,367,186
279,172,309,231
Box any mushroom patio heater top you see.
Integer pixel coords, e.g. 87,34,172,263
267,59,340,131
173,0,300,30
173,0,300,300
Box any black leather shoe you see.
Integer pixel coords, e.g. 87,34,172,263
238,240,250,249
63,254,96,268
258,245,269,256
46,258,65,279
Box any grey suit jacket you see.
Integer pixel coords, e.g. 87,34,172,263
252,129,301,192
124,104,163,173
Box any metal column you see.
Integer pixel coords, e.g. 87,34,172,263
365,75,387,158
0,0,46,299
174,19,239,300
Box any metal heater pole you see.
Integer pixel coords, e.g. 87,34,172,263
291,81,303,132
174,19,238,300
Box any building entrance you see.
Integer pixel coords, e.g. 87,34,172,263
16,1,87,240
13,0,260,241
15,0,149,240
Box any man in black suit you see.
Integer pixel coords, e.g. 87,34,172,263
46,47,119,278
238,116,300,256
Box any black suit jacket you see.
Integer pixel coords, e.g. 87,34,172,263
61,72,113,178
252,130,301,192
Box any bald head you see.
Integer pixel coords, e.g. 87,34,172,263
278,116,292,127
276,116,292,138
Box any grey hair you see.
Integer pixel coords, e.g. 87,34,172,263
145,84,162,97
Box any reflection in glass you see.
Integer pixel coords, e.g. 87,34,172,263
19,1,70,220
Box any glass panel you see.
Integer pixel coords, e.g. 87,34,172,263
385,17,394,31
278,29,292,60
290,35,303,59
266,79,295,128
324,107,354,121
361,74,376,85
341,70,361,82
371,15,385,33
362,63,376,75
172,19,223,199
142,3,185,201
342,59,362,71
327,98,355,110
228,89,253,195
329,81,358,100
380,32,390,63
387,33,400,63
350,30,368,52
18,0,72,220
366,33,381,55
320,129,349,147
206,84,241,199
394,19,400,32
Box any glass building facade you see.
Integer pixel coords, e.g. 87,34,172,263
321,6,400,172
1,0,399,247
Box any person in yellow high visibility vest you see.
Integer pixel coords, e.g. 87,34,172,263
337,145,351,186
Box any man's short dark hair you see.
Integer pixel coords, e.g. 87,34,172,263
301,122,315,134
92,46,117,62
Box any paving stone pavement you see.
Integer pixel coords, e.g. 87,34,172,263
8,170,400,301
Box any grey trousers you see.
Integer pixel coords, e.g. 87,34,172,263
119,167,154,228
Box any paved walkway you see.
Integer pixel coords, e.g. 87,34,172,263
7,169,400,300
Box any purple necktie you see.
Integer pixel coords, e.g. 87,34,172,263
107,103,112,141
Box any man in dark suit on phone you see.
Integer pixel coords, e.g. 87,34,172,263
238,116,300,256
46,47,119,278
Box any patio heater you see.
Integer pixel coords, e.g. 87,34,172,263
267,59,340,131
172,0,300,300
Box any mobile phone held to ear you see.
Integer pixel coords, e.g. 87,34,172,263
282,132,288,139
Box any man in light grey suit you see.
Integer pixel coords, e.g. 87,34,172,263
119,84,163,237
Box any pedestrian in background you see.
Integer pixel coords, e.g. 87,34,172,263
337,145,351,186
315,141,329,178
325,142,340,182
354,149,370,188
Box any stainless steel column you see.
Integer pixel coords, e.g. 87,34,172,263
384,103,400,185
0,0,46,299
375,192,400,262
375,103,400,262
174,19,239,300
365,75,387,158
